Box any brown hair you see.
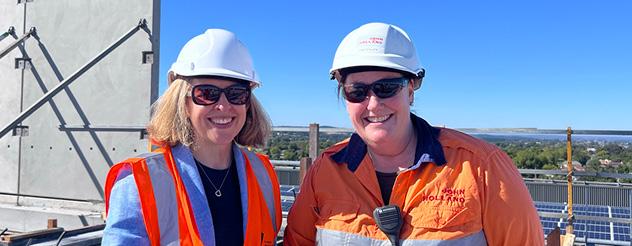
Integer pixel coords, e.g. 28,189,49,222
147,77,271,148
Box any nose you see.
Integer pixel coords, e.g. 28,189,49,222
213,92,231,111
366,91,381,111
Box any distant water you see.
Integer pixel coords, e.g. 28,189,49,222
470,133,632,143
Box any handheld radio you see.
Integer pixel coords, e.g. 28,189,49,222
373,205,403,246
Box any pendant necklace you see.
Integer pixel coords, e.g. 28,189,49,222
197,161,231,197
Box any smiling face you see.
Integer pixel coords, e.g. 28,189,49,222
186,77,248,148
344,71,414,147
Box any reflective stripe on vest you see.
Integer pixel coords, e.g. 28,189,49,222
239,149,277,245
105,146,279,245
105,155,165,245
143,152,180,245
243,150,277,230
315,228,487,245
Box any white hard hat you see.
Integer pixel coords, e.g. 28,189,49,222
330,22,425,89
168,29,260,87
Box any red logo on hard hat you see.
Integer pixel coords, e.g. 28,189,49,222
359,37,384,45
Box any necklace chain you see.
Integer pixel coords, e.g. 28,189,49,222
197,161,231,197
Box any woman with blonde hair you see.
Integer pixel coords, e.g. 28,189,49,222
103,29,281,245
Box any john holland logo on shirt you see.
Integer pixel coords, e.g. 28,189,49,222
421,187,466,203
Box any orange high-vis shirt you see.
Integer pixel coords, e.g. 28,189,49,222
284,114,543,245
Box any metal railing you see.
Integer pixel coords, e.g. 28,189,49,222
520,169,632,180
526,181,632,207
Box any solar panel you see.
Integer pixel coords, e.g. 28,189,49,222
532,202,631,244
612,222,631,242
540,217,560,235
280,185,300,198
612,207,631,218
281,200,294,212
535,202,565,213
562,206,614,215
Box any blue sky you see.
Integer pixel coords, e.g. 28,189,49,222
159,1,631,130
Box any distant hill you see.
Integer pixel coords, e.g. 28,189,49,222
273,126,354,133
273,125,632,136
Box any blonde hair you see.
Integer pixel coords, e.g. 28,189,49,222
147,77,271,148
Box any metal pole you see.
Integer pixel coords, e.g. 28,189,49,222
566,127,574,234
0,19,146,139
55,231,67,246
0,191,97,203
299,157,312,186
309,123,320,160
0,27,35,60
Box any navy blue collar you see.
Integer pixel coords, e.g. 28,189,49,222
331,113,447,172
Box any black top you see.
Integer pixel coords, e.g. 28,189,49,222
375,171,398,204
195,158,243,245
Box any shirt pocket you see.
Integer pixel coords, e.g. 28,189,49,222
318,200,360,222
407,204,475,230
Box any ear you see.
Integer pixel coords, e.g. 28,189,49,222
184,98,191,117
408,80,415,105
168,71,176,85
412,77,423,90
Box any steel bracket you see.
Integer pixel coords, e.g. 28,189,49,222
12,125,28,136
15,57,32,70
142,51,154,64
140,129,148,140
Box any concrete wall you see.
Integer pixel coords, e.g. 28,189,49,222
0,1,25,206
0,0,159,231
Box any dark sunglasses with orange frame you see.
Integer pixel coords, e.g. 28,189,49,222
191,84,251,105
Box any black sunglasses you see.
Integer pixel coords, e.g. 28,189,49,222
191,84,251,105
343,77,409,103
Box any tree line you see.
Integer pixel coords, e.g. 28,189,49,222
491,140,632,173
260,131,632,182
261,131,350,161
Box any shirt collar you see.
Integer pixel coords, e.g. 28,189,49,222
331,113,447,172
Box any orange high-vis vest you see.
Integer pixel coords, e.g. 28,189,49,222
104,144,281,245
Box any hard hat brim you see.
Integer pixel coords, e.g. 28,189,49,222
329,56,423,78
168,66,261,87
